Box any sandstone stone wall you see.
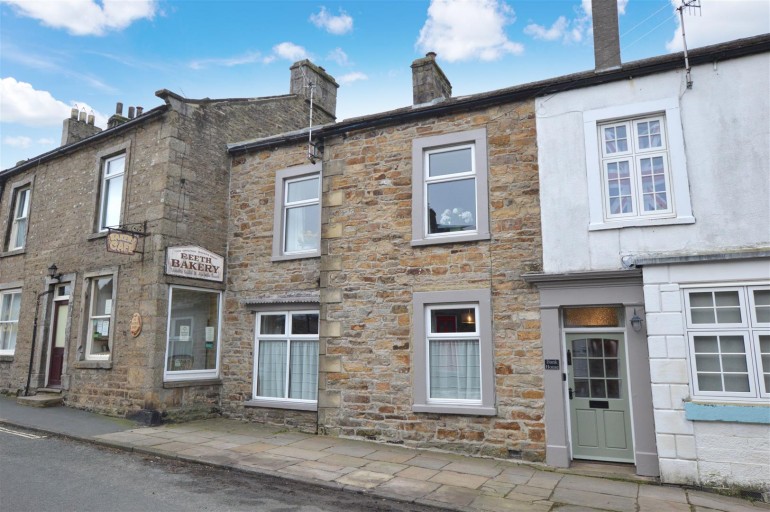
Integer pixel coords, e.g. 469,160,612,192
223,99,544,459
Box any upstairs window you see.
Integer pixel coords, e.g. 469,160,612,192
583,98,694,231
599,115,672,219
272,164,321,261
7,186,31,251
412,129,490,246
99,154,125,231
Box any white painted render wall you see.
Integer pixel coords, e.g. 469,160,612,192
643,259,769,489
535,54,770,274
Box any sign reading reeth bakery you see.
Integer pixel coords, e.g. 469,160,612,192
165,246,224,282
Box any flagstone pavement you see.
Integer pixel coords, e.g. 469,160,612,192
92,418,768,512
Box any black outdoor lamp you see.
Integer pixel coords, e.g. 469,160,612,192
630,309,644,332
47,263,62,282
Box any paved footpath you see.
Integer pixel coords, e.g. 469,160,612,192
1,397,767,512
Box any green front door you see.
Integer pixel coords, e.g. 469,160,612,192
566,333,634,463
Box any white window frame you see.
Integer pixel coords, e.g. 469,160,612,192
684,285,770,401
271,163,322,261
98,154,126,232
7,186,31,251
250,309,319,411
163,285,222,382
0,289,22,356
411,129,490,246
83,273,117,361
583,98,694,231
412,289,495,415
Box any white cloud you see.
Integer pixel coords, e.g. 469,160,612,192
338,72,368,85
525,0,628,45
2,0,157,36
524,16,569,41
37,137,56,145
189,51,263,70
666,0,769,52
1,77,107,127
3,136,33,148
1,77,70,126
417,0,524,62
327,48,350,66
272,42,308,62
309,7,353,35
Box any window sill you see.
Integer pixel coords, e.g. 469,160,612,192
72,360,112,370
0,248,26,258
413,403,496,416
588,215,695,231
163,378,222,389
244,398,317,411
411,232,491,247
0,355,14,362
87,232,109,241
271,252,321,262
684,401,770,424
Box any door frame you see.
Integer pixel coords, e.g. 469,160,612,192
524,270,660,477
44,283,72,388
562,328,635,463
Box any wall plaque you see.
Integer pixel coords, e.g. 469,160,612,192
130,313,142,337
544,359,560,370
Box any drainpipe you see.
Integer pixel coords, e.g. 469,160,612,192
25,290,54,396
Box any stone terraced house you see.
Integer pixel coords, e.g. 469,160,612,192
223,52,546,461
0,61,337,422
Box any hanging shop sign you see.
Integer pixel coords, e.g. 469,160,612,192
106,232,139,255
165,246,224,282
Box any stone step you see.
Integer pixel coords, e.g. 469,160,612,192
16,393,64,408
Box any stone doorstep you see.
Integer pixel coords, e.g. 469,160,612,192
16,393,64,408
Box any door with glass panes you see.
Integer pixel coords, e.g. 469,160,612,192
566,333,634,462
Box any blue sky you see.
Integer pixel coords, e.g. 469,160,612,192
1,0,768,170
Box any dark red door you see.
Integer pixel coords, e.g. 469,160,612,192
47,301,69,387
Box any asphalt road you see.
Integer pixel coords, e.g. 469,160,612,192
0,426,448,512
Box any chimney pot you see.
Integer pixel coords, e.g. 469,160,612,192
78,109,87,122
115,102,123,115
136,106,143,116
70,107,79,120
426,52,437,59
87,113,95,125
128,106,135,119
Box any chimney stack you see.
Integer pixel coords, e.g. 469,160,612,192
61,105,102,146
107,101,129,129
592,0,621,72
290,60,339,119
411,52,452,106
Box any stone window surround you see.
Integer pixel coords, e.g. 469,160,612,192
2,176,34,257
412,289,496,416
411,128,490,246
271,162,322,262
80,268,119,363
163,285,222,383
583,97,694,231
246,304,320,412
0,283,23,357
682,284,770,401
91,142,131,235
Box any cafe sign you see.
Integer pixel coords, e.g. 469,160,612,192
106,232,139,255
165,246,224,282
